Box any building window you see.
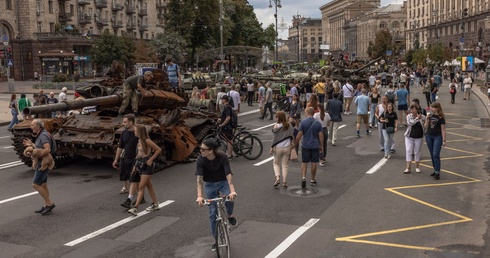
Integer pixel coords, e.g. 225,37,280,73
6,0,12,10
37,22,42,33
380,22,387,29
49,23,54,33
36,0,41,12
392,21,399,28
49,1,53,13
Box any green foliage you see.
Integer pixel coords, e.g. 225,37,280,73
151,30,187,64
91,30,135,68
412,48,427,66
368,30,393,59
263,24,276,51
52,74,67,82
32,82,75,90
426,43,445,64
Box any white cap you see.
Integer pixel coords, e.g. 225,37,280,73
62,87,68,92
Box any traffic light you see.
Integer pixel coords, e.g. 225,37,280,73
463,8,468,17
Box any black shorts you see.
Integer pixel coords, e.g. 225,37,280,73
301,148,320,163
119,158,134,181
134,156,155,175
222,127,233,141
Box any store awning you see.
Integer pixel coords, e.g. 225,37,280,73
38,49,77,57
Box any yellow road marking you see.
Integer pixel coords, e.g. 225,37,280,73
336,115,483,254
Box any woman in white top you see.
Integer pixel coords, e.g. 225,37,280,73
314,105,331,167
375,95,395,153
215,86,226,114
191,86,201,99
270,111,294,188
246,79,255,106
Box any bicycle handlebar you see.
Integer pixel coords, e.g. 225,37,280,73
203,194,237,206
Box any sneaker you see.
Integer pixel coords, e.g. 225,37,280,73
403,169,411,174
433,174,440,180
387,155,391,159
211,243,218,251
366,131,371,136
319,161,325,167
301,179,306,189
145,202,160,212
310,179,317,186
132,197,146,206
35,206,45,214
128,207,138,216
228,216,238,227
430,172,436,177
415,168,421,173
119,187,128,194
41,204,55,215
380,149,385,152
390,149,396,154
384,155,388,159
121,198,131,209
356,134,360,138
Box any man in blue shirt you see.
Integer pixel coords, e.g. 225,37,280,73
295,107,323,188
165,57,181,89
354,89,371,137
396,83,410,126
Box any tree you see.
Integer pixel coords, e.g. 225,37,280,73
262,24,276,51
151,30,187,64
91,30,134,68
368,30,393,59
133,40,159,63
426,42,445,65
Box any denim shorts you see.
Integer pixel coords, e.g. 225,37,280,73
301,148,320,163
397,104,408,111
33,169,49,186
134,156,155,175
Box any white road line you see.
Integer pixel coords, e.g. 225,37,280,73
251,124,275,131
0,161,23,170
253,156,274,166
238,109,259,117
64,200,175,247
3,146,14,149
0,191,38,205
0,136,11,139
365,158,388,174
338,125,346,129
264,218,320,258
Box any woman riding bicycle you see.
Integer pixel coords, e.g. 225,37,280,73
196,138,238,250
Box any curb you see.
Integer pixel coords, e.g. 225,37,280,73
472,87,490,118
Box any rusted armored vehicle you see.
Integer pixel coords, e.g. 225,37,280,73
327,57,383,84
12,84,218,172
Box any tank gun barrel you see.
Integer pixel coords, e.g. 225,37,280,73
354,56,383,74
23,95,122,116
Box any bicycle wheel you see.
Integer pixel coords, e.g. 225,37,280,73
203,135,227,154
239,135,263,160
215,220,230,258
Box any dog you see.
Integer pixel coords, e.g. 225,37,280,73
23,147,55,171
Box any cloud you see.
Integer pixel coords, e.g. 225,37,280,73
249,0,402,39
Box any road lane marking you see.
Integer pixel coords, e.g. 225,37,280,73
365,158,388,174
264,218,319,258
253,156,274,166
238,109,259,117
64,200,175,247
338,125,346,129
0,136,11,139
0,191,38,205
252,124,274,131
3,146,14,149
0,161,23,170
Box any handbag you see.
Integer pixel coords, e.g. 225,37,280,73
290,148,298,161
386,126,395,134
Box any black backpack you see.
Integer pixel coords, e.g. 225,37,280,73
386,90,395,104
42,130,57,154
225,104,238,128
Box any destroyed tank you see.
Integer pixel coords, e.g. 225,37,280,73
11,84,218,172
327,57,383,84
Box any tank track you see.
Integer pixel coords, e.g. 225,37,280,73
11,129,74,169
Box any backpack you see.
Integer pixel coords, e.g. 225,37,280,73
386,90,395,104
227,91,235,109
41,130,57,154
225,104,238,128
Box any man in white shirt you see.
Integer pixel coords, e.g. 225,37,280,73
399,71,407,88
58,87,68,116
463,73,473,100
227,84,241,113
342,79,354,115
368,74,376,89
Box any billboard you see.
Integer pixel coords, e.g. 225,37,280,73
462,56,474,72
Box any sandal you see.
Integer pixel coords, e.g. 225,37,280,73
283,183,288,188
273,178,280,187
415,168,421,173
119,187,128,194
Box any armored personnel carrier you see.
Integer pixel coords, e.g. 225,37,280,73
12,83,218,172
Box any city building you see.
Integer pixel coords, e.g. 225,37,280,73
0,0,166,81
352,3,407,60
286,16,322,64
408,0,490,59
319,0,380,58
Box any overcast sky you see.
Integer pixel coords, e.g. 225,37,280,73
248,0,403,39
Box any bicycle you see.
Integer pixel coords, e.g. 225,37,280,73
203,122,263,160
205,196,232,258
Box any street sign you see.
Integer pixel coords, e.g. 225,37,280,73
7,60,13,66
459,37,464,43
2,34,8,42
320,44,330,50
3,42,8,46
475,46,481,51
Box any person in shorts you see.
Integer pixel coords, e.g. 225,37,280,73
295,107,323,188
354,89,371,137
23,119,56,215
396,83,410,126
128,125,162,216
219,95,234,159
112,114,144,208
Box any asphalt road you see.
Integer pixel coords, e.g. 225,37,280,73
0,86,488,258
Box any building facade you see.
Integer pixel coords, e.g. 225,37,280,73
407,0,490,59
0,0,166,81
286,17,322,64
319,0,380,57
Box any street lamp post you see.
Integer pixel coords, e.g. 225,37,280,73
219,0,225,72
269,0,281,62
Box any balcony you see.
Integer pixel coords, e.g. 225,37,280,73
112,3,124,12
96,18,110,26
34,32,83,39
79,15,93,24
112,21,124,29
139,24,148,31
59,13,74,23
126,24,137,30
126,4,136,14
156,2,166,9
138,8,148,16
77,0,91,4
95,0,108,8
